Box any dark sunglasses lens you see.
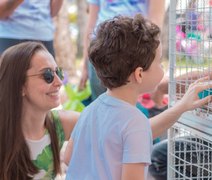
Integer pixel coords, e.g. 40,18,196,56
56,68,64,80
43,70,54,84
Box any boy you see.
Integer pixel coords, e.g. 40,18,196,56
65,14,211,179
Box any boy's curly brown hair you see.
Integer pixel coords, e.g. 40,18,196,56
88,14,160,89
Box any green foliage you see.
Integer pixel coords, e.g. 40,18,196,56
68,13,77,23
176,55,211,68
63,82,91,112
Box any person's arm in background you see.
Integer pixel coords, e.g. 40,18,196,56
148,0,165,30
146,0,166,107
78,3,99,90
50,0,63,17
0,0,23,19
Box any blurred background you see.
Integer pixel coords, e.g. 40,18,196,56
53,0,170,85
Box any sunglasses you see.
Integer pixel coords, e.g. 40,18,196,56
28,67,64,84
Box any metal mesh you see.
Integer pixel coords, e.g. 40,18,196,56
169,0,212,133
168,0,212,179
168,125,212,179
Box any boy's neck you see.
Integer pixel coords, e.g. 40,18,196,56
107,86,138,106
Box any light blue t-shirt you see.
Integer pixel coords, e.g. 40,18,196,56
88,0,149,30
0,0,54,41
66,93,153,180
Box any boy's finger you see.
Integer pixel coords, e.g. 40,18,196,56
193,76,209,84
196,81,212,92
195,95,212,107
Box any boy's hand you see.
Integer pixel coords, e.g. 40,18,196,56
177,76,212,111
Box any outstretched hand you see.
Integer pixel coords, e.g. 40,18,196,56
177,76,212,111
150,76,212,138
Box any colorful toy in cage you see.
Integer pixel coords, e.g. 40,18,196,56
176,25,186,52
198,88,212,99
176,24,204,64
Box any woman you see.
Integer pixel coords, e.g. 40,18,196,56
0,42,79,179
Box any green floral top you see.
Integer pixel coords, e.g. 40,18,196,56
26,111,65,180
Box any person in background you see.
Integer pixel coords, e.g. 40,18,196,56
65,14,212,180
0,42,79,179
78,0,165,101
0,0,63,57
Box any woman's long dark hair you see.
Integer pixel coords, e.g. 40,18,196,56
0,42,61,179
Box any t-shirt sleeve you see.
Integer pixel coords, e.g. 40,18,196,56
87,0,99,5
122,115,152,165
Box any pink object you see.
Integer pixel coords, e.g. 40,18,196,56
183,39,198,55
137,93,168,109
137,93,155,109
176,25,186,51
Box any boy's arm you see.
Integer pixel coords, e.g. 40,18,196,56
78,3,99,90
148,0,165,29
50,0,63,17
121,163,145,180
64,138,73,165
59,110,80,140
150,77,212,139
0,0,23,19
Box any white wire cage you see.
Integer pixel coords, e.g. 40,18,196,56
168,124,212,179
168,0,212,179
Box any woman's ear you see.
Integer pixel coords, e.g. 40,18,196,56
22,87,26,97
134,67,143,83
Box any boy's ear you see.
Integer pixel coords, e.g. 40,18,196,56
134,67,143,83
